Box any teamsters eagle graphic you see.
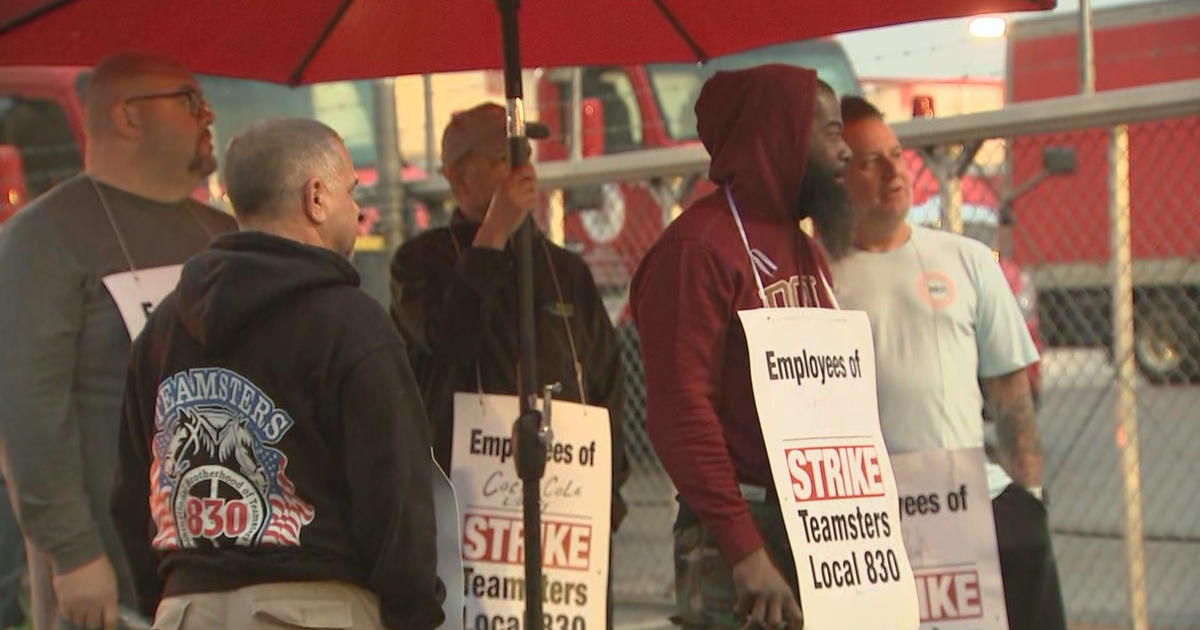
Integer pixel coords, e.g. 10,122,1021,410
149,367,315,550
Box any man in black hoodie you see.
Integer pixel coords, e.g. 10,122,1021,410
112,118,444,630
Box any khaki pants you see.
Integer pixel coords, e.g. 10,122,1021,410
153,581,386,630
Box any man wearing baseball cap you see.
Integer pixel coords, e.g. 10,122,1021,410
389,102,629,530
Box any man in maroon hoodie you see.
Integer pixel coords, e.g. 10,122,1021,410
631,65,851,630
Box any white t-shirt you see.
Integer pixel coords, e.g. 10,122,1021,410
832,226,1039,497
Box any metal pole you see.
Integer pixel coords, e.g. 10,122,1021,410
941,173,964,235
497,0,537,412
355,78,403,304
1080,0,1096,95
570,67,584,161
1109,123,1148,630
925,147,963,235
943,139,985,236
423,73,436,175
663,176,684,225
373,78,404,242
548,188,565,246
496,4,546,630
370,78,405,302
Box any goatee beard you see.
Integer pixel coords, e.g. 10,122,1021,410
191,132,217,177
190,153,218,178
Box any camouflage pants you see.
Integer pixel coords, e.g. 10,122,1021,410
673,498,801,630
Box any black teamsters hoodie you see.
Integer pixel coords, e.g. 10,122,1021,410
112,231,445,629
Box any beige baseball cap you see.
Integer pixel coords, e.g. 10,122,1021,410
441,102,550,166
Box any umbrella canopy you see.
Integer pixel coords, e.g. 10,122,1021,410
2,0,1054,85
0,2,1057,629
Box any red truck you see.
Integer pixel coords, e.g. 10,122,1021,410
1007,0,1200,382
0,66,86,222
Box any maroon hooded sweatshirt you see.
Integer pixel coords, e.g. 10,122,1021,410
630,65,836,564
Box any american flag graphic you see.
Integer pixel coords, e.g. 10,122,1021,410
260,453,315,545
149,459,180,550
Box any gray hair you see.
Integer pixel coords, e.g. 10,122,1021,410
222,118,346,219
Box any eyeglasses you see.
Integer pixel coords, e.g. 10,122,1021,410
124,86,209,117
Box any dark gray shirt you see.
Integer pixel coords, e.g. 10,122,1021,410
0,174,236,594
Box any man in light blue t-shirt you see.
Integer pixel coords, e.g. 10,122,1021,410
821,96,1066,630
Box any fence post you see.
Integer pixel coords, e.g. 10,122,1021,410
1109,123,1149,630
548,188,566,246
919,146,964,235
360,77,404,305
941,172,964,235
423,74,436,175
570,67,584,162
660,176,684,226
1080,0,1096,95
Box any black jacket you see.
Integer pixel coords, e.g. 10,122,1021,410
390,212,629,528
112,231,444,630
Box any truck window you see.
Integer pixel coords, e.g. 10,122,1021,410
582,68,644,153
198,76,379,170
646,39,862,142
0,96,83,197
311,81,376,167
73,72,380,171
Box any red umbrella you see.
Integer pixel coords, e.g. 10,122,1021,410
0,2,1055,627
2,0,1052,85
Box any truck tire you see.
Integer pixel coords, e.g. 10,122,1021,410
1133,301,1197,384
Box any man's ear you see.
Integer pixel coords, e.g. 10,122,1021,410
441,162,463,192
111,102,140,140
303,177,327,225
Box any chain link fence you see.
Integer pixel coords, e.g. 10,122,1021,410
543,174,702,605
997,114,1200,630
906,112,1200,629
519,102,1200,629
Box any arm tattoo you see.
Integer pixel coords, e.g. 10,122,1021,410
984,370,1044,487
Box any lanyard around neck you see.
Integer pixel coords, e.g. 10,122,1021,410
89,176,214,275
724,187,840,310
448,228,587,404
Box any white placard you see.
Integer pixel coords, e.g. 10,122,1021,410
892,448,1009,630
101,264,183,340
451,393,611,630
741,307,919,630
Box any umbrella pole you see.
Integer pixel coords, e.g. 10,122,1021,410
497,3,547,630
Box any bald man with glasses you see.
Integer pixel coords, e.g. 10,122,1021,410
0,52,236,630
